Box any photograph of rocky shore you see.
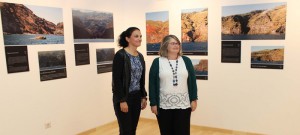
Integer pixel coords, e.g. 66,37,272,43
146,11,169,55
96,48,114,74
38,50,67,81
222,2,286,40
72,9,114,43
192,59,208,80
182,8,208,55
0,2,64,45
251,46,284,69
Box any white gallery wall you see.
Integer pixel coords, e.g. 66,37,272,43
0,0,299,135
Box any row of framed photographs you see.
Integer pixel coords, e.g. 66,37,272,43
1,2,286,50
5,44,208,81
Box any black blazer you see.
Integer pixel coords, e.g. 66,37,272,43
112,49,147,104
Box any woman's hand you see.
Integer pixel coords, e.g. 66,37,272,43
151,106,158,115
141,98,147,110
191,100,197,112
120,102,128,113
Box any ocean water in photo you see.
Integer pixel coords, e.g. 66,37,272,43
182,42,207,52
195,70,208,75
4,34,64,45
74,39,114,43
222,34,285,40
251,60,283,64
147,42,208,52
40,66,66,71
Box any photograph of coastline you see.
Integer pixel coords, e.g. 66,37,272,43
96,48,114,74
251,46,284,69
222,2,286,40
72,9,114,43
146,11,169,55
0,2,64,45
192,59,208,80
182,8,208,55
38,50,67,81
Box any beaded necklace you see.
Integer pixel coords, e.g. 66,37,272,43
168,59,178,86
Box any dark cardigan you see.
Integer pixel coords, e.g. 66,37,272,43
148,56,198,108
112,49,147,104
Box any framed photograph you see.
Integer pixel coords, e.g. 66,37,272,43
146,11,169,55
181,8,208,55
222,2,286,40
192,59,208,80
1,2,64,45
96,48,114,74
251,46,284,69
38,50,67,81
72,9,114,43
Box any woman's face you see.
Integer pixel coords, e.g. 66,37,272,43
126,30,142,47
167,38,180,54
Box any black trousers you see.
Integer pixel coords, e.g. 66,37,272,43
114,91,141,135
156,108,191,135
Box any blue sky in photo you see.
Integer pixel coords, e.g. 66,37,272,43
182,8,207,13
251,46,284,52
26,4,63,24
146,11,168,21
191,59,201,65
222,2,286,17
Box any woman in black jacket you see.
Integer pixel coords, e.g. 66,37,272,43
112,27,147,135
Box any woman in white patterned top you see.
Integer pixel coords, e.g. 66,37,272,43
149,35,198,135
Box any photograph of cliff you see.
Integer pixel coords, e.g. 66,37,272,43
38,50,67,81
72,9,114,43
0,2,64,45
96,48,114,74
182,8,208,55
146,11,169,55
251,46,284,69
222,2,286,40
192,59,208,80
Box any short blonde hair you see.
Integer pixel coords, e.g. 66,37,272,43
159,35,183,57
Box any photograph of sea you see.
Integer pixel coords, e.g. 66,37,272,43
38,50,67,81
72,9,114,43
96,48,114,74
251,46,284,69
182,8,208,55
192,59,208,80
222,2,286,40
0,2,64,45
146,11,169,55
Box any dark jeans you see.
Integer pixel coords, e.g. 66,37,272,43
156,108,191,135
114,91,141,135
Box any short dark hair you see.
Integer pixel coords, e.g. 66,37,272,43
118,27,140,48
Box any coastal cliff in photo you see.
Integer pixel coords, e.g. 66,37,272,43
222,3,286,40
0,2,64,45
181,8,208,43
251,48,284,62
146,20,169,44
72,9,114,42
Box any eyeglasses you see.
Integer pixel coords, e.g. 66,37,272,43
169,42,180,46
